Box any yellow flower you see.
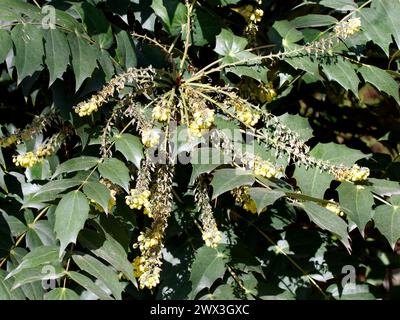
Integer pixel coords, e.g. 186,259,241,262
125,189,153,217
254,160,280,178
74,101,99,117
141,129,160,148
0,135,18,148
324,200,345,217
334,17,361,39
13,152,40,168
243,199,257,214
334,164,370,182
152,105,170,122
189,108,215,137
202,228,222,248
237,110,260,127
250,8,264,22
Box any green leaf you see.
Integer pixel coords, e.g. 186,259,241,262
309,142,367,167
114,134,143,168
322,58,360,96
319,0,357,11
192,7,221,46
211,168,255,199
0,270,25,300
151,0,187,36
98,158,130,193
68,33,99,91
272,20,304,45
54,191,90,256
83,182,112,214
11,264,64,290
358,65,400,104
247,188,285,214
74,2,113,50
368,178,400,197
44,288,80,300
79,229,136,285
214,29,257,64
0,29,12,62
52,157,99,178
294,166,331,199
6,245,60,280
31,178,83,203
337,183,374,235
278,113,313,141
26,220,57,248
290,14,338,28
68,271,113,300
44,29,70,86
2,213,27,237
188,246,228,300
115,30,137,70
358,0,400,56
11,24,44,84
303,202,350,251
72,254,125,300
374,204,400,250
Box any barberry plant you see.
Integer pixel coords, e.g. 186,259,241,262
0,0,400,300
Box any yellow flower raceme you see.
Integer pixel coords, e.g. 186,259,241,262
125,189,152,217
141,129,160,148
13,152,40,168
333,164,370,182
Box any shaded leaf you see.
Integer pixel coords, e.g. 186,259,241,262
211,168,255,199
188,246,228,299
98,158,130,193
114,133,143,168
303,202,350,251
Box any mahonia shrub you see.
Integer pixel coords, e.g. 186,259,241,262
0,0,400,300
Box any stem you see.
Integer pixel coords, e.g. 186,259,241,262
179,0,196,73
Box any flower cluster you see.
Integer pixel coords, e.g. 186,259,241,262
332,164,370,182
141,128,160,148
13,141,57,169
195,182,222,248
232,187,257,214
125,189,152,217
133,229,163,289
13,152,40,168
152,100,171,122
334,17,361,40
253,159,283,178
132,167,173,290
189,108,215,137
0,134,19,148
74,67,155,117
